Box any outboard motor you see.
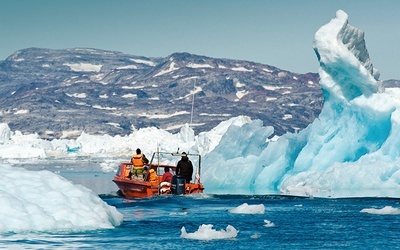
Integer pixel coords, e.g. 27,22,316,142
171,175,185,195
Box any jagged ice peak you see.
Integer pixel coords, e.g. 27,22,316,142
313,9,382,101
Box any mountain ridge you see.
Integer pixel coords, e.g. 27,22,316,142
2,47,394,139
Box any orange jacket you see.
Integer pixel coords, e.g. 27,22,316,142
149,169,157,182
131,154,145,168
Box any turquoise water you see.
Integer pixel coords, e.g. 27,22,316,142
1,195,399,249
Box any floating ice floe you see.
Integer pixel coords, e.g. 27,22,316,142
360,206,400,215
180,224,238,240
229,203,265,214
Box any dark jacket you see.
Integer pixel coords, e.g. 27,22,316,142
176,156,193,183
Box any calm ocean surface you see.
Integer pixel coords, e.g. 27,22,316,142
1,195,399,249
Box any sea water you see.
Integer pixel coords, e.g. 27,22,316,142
1,195,399,249
2,160,400,249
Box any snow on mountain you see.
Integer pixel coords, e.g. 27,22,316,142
63,62,102,72
0,48,322,139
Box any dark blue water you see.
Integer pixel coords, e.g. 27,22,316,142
1,195,399,249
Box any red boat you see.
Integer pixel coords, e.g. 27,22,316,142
113,152,204,198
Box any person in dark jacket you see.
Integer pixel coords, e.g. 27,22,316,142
176,152,193,183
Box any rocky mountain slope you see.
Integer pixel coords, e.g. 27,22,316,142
0,47,330,139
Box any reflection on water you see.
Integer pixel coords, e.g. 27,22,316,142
60,171,118,195
5,157,122,195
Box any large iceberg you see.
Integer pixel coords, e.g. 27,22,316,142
202,10,400,198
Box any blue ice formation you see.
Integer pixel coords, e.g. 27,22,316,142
202,10,400,198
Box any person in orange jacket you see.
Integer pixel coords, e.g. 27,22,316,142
130,148,149,180
149,168,158,182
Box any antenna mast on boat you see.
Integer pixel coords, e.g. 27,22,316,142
190,80,195,127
